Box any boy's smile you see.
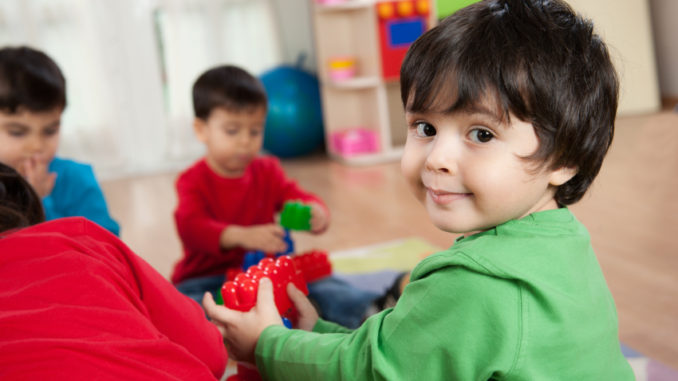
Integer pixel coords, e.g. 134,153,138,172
401,101,575,236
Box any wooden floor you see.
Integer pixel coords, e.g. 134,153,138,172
102,110,678,370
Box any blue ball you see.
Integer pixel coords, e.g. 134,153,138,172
260,66,324,158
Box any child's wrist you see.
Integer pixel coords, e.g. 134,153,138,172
220,225,242,248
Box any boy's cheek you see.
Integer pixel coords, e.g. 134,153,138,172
400,152,426,198
0,148,22,170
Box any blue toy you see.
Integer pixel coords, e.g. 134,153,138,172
260,65,324,158
242,229,294,271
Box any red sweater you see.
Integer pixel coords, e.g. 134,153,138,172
0,218,227,380
172,156,326,284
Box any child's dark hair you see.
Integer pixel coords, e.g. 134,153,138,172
192,65,267,120
0,46,67,113
0,162,45,233
401,0,619,205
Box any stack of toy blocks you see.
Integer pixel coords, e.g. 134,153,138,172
222,256,310,381
221,256,308,328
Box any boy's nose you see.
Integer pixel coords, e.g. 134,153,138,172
26,136,45,154
425,139,458,175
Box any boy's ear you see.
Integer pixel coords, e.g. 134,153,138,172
193,118,208,143
549,166,577,186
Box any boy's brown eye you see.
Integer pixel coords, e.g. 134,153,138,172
415,122,436,137
469,128,494,143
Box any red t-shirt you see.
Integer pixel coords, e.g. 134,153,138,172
0,218,227,380
172,156,326,284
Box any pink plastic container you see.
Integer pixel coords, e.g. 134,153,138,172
330,128,380,157
327,56,357,82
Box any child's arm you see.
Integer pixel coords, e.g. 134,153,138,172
208,265,523,380
219,224,288,254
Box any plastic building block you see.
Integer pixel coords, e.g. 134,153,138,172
280,202,312,231
221,256,309,324
293,250,332,283
280,228,295,255
221,257,309,381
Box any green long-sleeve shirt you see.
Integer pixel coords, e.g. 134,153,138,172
255,208,634,380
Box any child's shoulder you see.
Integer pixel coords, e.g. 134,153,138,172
48,157,100,192
250,155,282,169
49,157,94,175
412,208,589,281
177,158,210,181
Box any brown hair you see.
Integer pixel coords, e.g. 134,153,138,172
401,0,619,205
0,162,45,233
192,65,267,120
0,46,66,113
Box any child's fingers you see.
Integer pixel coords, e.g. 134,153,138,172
269,224,285,237
256,278,277,313
287,283,319,331
309,204,329,234
287,283,314,311
202,292,236,324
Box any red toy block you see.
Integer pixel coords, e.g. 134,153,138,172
293,250,332,283
221,256,308,325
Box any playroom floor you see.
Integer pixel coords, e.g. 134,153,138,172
102,110,678,371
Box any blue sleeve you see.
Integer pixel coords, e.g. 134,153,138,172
43,158,120,236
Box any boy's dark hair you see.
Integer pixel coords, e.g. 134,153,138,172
401,0,619,205
0,46,67,113
192,65,267,120
0,162,45,233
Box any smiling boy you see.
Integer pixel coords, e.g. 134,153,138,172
202,1,635,379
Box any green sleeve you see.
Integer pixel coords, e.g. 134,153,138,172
255,266,522,380
312,318,354,334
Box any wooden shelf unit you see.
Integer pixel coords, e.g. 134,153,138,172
311,0,431,165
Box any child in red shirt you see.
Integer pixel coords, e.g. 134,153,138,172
0,163,227,380
172,65,379,328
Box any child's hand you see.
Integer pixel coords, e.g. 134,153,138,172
287,282,319,331
19,155,56,198
203,278,283,364
309,203,329,234
221,224,287,253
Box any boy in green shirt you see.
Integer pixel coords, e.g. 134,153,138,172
202,0,635,379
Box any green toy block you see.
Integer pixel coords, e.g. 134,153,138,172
214,289,224,305
280,202,312,231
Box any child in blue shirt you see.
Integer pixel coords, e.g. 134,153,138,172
0,46,119,235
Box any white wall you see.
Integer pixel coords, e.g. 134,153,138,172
649,0,678,97
558,0,661,115
270,0,317,72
